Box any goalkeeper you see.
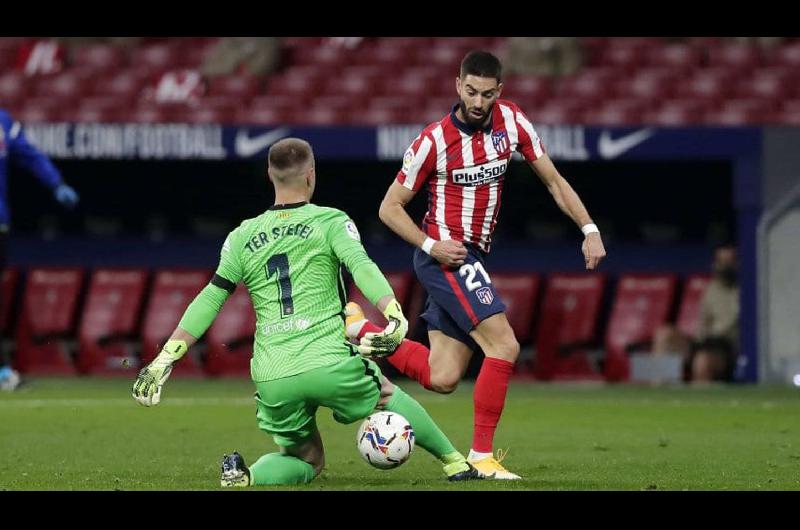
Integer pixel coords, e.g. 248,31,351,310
132,138,482,486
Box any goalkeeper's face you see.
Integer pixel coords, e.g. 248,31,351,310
456,74,502,128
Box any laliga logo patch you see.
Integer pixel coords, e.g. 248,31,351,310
476,286,494,305
491,131,509,155
345,220,361,241
402,148,414,173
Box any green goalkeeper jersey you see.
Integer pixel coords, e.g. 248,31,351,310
212,202,389,382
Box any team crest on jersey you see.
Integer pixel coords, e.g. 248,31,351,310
491,131,509,155
476,286,494,305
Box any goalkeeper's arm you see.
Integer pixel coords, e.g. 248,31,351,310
132,282,231,406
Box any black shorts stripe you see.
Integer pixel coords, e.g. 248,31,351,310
211,273,236,294
361,358,381,393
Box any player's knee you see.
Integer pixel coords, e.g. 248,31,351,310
312,454,325,476
429,371,461,394
492,338,520,363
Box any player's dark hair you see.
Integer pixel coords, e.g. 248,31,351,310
460,50,502,83
268,138,314,173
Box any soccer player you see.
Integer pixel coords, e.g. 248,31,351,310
347,50,607,479
0,108,79,391
131,138,482,486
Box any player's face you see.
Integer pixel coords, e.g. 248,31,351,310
456,75,502,127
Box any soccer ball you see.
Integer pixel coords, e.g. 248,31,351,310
356,411,415,469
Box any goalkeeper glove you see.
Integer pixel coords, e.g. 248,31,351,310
357,298,408,358
132,340,186,407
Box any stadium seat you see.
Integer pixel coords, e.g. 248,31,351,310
556,68,618,104
501,76,551,102
645,44,703,71
76,269,149,375
130,42,183,75
604,274,678,381
675,70,736,102
774,109,800,125
205,284,257,377
72,44,128,73
614,68,679,103
355,107,405,125
294,107,347,126
14,267,85,375
0,72,30,107
581,105,645,126
206,74,261,99
766,42,800,68
236,106,294,125
643,99,711,126
92,69,153,100
347,271,414,328
596,45,648,72
491,273,541,345
529,100,586,125
675,274,712,337
708,43,763,71
1,268,19,335
265,68,326,99
32,71,90,100
16,100,65,123
125,104,174,124
532,273,606,380
176,104,237,124
140,269,212,375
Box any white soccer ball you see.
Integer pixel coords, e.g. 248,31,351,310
356,411,415,469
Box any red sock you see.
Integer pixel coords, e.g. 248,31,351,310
472,357,514,453
386,340,432,390
357,320,432,390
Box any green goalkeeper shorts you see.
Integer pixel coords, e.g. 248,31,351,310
253,355,384,448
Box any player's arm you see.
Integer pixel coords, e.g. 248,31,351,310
326,214,408,356
528,154,606,270
6,116,79,208
132,234,242,406
380,130,466,267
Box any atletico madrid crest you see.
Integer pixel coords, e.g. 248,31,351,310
491,131,509,155
476,286,494,305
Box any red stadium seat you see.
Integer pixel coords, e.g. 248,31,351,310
14,268,85,375
1,268,20,334
604,274,677,381
0,72,30,107
16,101,65,123
347,272,414,329
237,106,294,125
774,109,800,125
492,273,541,345
708,43,763,71
596,45,648,72
322,76,375,97
501,76,551,102
643,99,711,126
366,96,412,115
736,72,792,100
529,100,586,125
176,105,237,124
92,69,153,99
125,104,173,124
309,95,355,113
206,75,261,99
32,71,90,99
67,106,126,123
265,68,326,99
292,45,350,68
355,107,405,125
581,105,645,126
766,42,800,68
140,269,211,375
645,44,703,71
205,284,257,377
72,44,128,73
76,269,149,375
130,42,183,75
676,274,712,337
556,68,618,103
675,70,735,102
614,68,679,103
532,273,606,380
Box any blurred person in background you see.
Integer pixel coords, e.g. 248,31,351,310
0,108,80,391
652,244,740,383
504,37,582,77
201,37,281,78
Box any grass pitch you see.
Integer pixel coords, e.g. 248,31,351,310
1,377,799,490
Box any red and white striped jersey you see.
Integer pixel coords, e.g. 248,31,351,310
396,99,545,253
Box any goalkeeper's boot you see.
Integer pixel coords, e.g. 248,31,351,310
468,449,522,480
344,301,368,342
220,451,251,487
0,366,21,392
444,460,485,482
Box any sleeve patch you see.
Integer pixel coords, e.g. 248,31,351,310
344,219,361,241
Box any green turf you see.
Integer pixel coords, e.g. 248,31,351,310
1,377,799,490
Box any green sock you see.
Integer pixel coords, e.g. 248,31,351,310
384,386,459,462
249,452,316,486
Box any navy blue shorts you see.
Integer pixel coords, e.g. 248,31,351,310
413,244,506,348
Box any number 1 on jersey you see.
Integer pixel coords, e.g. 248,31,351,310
266,253,294,318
